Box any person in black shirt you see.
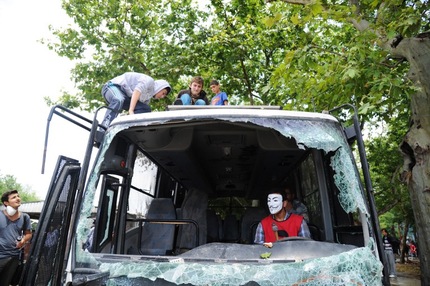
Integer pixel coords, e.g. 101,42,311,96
174,76,209,105
381,228,397,278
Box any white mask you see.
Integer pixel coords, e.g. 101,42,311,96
6,205,17,216
267,194,283,214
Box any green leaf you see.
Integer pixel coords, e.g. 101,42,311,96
311,3,323,15
260,252,272,259
290,14,300,25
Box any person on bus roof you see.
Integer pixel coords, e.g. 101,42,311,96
254,187,310,245
209,79,228,106
174,76,209,105
100,72,171,128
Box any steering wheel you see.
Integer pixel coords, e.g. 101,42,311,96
277,236,312,242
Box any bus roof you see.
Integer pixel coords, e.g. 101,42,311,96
110,105,339,127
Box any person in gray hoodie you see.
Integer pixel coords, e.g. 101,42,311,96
100,72,171,128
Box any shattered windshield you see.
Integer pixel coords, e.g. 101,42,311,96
240,117,368,215
75,114,380,285
98,245,381,285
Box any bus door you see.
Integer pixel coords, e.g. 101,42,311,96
21,156,82,285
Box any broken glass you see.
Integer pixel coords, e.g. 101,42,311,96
75,114,381,285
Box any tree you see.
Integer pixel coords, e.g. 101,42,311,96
366,123,414,263
265,0,429,282
0,173,40,203
46,0,429,282
44,0,213,111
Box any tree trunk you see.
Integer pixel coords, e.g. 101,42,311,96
400,220,409,264
396,37,430,285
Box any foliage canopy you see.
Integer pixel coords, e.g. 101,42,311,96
0,173,40,203
45,0,430,280
46,0,428,240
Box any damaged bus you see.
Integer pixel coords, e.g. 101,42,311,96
21,104,389,285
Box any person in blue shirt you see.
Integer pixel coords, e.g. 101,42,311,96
209,80,228,105
0,190,32,286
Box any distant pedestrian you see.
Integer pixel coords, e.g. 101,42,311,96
409,241,417,257
209,80,228,105
382,228,397,278
391,236,400,255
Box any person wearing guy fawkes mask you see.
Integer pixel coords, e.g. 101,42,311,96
0,190,32,286
254,187,310,244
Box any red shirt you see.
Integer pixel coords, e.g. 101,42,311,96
261,213,303,242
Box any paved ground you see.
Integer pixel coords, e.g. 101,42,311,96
389,273,421,286
390,257,421,286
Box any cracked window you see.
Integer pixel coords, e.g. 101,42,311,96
73,114,381,285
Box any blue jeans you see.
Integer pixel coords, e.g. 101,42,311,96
101,82,151,128
179,93,206,105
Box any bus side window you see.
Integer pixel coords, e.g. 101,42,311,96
94,175,119,253
129,150,159,216
298,153,323,229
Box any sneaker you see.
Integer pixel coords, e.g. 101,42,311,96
389,274,396,278
173,99,183,105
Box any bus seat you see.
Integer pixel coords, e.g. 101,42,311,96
240,207,268,244
222,214,240,242
177,189,208,250
140,198,176,255
307,223,323,241
206,209,222,242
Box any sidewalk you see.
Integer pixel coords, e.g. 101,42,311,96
389,274,421,286
390,257,421,286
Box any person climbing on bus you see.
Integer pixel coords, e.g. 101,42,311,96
254,187,310,245
96,72,171,144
